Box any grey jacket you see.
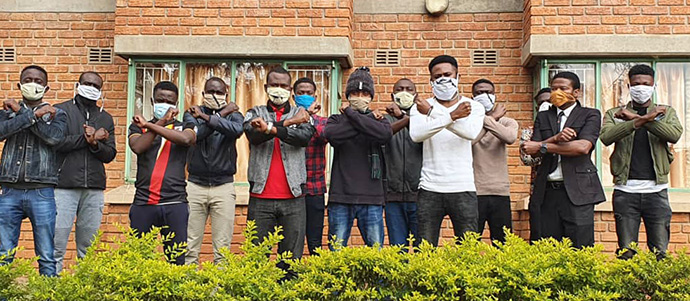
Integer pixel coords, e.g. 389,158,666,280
243,103,315,197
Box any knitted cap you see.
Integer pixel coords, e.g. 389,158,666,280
345,67,374,99
428,55,458,72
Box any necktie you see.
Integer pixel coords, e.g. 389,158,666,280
549,111,566,174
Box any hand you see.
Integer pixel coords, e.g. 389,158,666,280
94,128,109,141
385,103,404,119
521,141,542,156
250,117,268,132
3,99,20,112
414,98,430,115
219,102,239,117
307,102,321,116
339,101,349,114
614,108,639,121
646,106,667,121
450,102,471,120
489,103,506,121
132,115,147,129
289,109,311,126
83,124,97,145
188,106,204,119
161,107,179,124
555,127,577,143
34,105,56,120
372,109,384,120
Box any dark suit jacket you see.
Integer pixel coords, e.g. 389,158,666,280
530,102,606,207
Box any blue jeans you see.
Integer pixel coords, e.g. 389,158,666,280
385,202,418,247
328,203,384,249
0,187,57,276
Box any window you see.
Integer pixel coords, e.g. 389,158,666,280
537,59,690,191
125,59,340,184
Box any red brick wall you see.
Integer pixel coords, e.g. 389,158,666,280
0,12,129,188
114,0,353,38
528,0,690,36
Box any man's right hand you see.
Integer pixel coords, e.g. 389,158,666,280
94,128,109,141
414,98,430,115
489,103,506,121
250,117,269,132
614,108,639,121
289,109,311,126
450,102,471,120
34,104,56,120
3,99,20,113
385,103,404,119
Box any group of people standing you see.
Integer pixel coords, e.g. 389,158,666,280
0,56,682,277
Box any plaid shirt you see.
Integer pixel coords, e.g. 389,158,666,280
305,115,328,195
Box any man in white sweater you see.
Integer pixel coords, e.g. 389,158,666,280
409,55,485,246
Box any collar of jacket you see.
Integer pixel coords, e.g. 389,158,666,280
266,101,291,114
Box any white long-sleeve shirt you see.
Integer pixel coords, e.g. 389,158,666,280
409,97,485,193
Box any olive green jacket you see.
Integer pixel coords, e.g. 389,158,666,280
600,102,683,185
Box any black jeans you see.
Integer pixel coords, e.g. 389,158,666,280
129,203,189,265
613,189,672,259
477,195,512,244
417,190,478,247
538,183,594,248
248,196,306,259
305,194,325,255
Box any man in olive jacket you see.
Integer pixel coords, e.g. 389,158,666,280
600,64,683,259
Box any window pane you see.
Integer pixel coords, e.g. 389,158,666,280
130,63,180,180
599,62,652,187
656,63,690,188
548,64,595,108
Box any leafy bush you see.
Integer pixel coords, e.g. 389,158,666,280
1,223,688,301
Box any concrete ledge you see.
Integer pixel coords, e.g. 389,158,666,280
522,34,690,66
354,0,522,14
115,35,354,68
105,183,252,206
519,190,690,213
0,0,115,12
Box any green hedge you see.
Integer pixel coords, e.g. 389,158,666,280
2,222,689,301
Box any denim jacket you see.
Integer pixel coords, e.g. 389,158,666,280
243,103,315,197
0,104,67,185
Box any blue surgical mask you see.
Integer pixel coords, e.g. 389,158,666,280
294,94,315,109
153,102,175,120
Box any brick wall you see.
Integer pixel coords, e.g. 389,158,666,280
114,0,353,38
0,12,129,188
528,0,690,36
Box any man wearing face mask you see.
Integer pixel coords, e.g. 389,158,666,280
600,65,682,259
324,67,392,249
0,65,67,276
521,71,605,248
535,88,552,112
292,77,328,255
183,77,244,265
129,81,197,265
470,79,518,244
53,71,116,273
409,55,485,247
382,78,422,248
243,67,314,272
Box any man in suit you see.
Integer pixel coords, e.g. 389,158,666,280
521,71,606,248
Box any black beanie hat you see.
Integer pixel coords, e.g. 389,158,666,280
345,67,374,99
428,55,458,72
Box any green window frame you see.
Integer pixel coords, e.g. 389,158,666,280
124,58,342,183
536,58,690,193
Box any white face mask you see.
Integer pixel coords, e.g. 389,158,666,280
349,96,371,113
20,82,47,101
630,84,655,104
431,76,458,101
267,87,291,106
538,101,552,112
474,93,496,112
77,83,102,101
393,91,415,110
153,102,175,120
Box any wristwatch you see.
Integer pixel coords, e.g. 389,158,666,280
265,122,273,134
540,143,548,155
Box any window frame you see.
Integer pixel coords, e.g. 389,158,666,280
537,58,690,193
124,58,342,183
